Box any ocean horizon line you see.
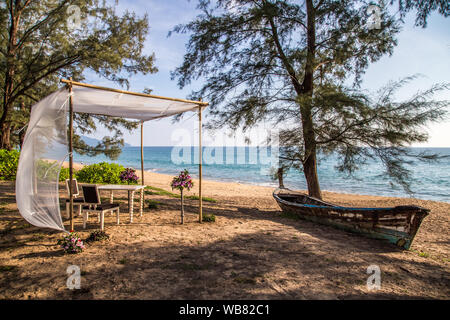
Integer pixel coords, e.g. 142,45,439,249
122,145,450,149
73,146,450,202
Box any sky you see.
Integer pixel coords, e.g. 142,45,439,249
84,0,450,147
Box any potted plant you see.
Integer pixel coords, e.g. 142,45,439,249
170,169,193,224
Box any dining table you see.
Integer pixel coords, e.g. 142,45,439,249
97,184,146,222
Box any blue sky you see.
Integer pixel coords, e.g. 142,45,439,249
85,0,450,147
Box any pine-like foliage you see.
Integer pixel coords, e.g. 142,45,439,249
172,0,449,198
0,0,158,158
278,77,448,194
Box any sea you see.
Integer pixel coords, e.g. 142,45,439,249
73,146,450,203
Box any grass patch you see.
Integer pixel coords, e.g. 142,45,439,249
145,186,217,203
146,199,162,210
186,195,217,203
85,230,110,243
410,249,432,259
173,262,214,271
29,234,45,242
0,265,18,273
119,258,128,265
202,214,216,222
233,277,257,285
177,263,202,271
280,211,301,220
145,186,176,197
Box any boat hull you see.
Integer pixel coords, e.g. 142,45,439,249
273,188,429,249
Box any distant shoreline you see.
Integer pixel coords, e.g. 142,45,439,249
62,160,450,204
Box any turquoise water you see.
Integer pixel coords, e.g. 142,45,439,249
73,147,450,202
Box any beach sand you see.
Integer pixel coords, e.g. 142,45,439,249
0,168,448,299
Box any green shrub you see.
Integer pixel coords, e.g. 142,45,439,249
59,167,71,181
0,149,72,182
202,214,216,223
35,160,73,182
0,149,20,181
76,162,125,184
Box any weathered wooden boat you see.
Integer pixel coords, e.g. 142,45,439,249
273,188,429,249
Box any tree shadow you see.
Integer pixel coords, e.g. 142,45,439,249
1,181,448,299
25,230,446,299
148,194,405,254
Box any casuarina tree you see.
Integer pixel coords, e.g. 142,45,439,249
172,0,448,199
0,0,157,158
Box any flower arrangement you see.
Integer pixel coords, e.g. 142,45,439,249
170,169,194,191
57,232,85,254
119,168,139,184
170,169,194,224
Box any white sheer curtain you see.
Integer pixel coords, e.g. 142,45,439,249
16,89,69,231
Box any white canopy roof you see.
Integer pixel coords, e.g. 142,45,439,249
16,80,207,232
65,80,207,120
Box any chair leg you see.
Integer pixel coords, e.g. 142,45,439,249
66,202,70,219
130,191,135,223
100,211,105,231
82,212,88,229
116,208,120,225
78,205,82,216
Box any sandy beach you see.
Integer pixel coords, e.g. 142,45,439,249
0,168,449,299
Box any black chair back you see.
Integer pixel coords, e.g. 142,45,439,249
81,185,101,204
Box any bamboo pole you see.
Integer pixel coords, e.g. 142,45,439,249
140,121,144,185
68,77,74,232
60,79,208,106
140,121,144,217
198,102,203,223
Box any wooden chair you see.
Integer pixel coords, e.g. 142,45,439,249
65,178,85,218
81,184,120,231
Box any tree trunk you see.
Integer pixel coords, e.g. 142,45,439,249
302,149,321,199
267,0,322,199
277,167,285,188
0,5,19,150
299,0,322,199
0,122,12,150
18,102,26,148
1,87,15,151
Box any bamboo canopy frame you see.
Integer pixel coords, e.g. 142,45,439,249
61,78,208,229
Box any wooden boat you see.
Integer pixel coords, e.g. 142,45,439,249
273,188,429,249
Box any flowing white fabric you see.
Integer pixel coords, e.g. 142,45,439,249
16,86,205,232
16,89,69,231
